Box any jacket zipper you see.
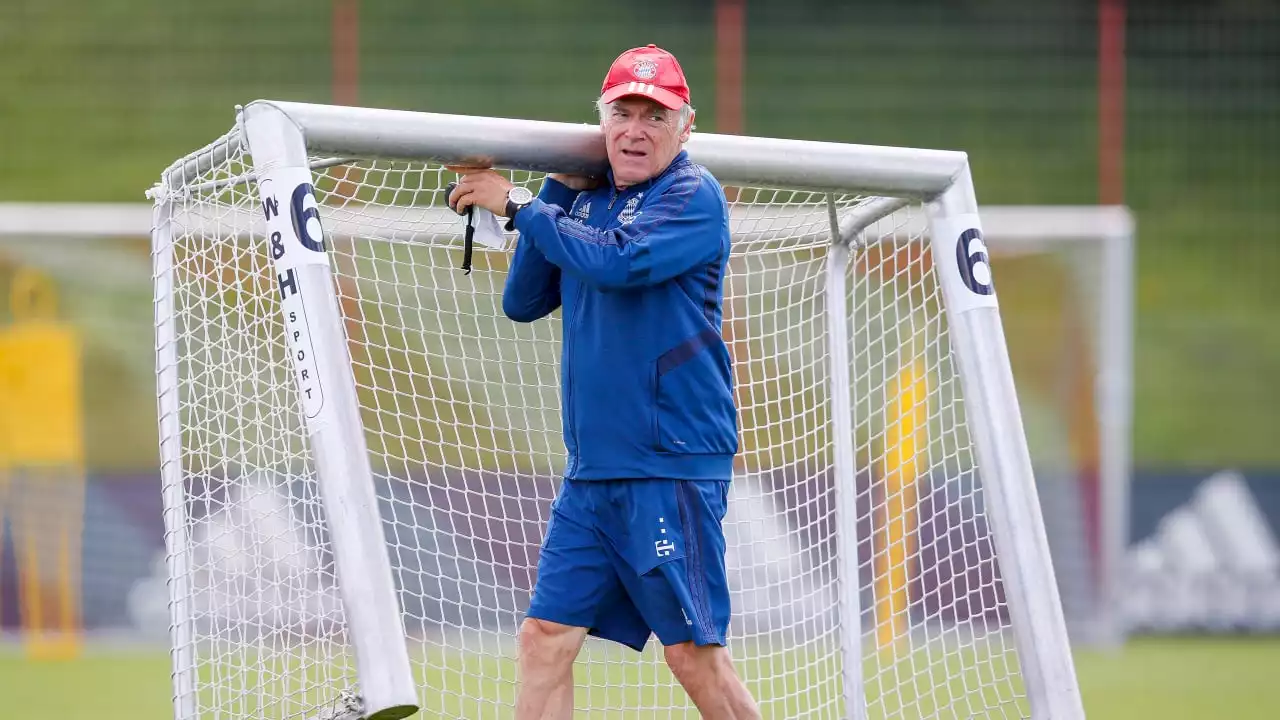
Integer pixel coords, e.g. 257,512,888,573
565,287,585,473
567,179,653,472
566,189,609,475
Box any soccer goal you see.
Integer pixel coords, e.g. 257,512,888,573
149,101,1100,720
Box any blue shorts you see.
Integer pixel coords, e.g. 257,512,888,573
526,478,731,651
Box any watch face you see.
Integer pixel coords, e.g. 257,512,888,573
508,187,534,205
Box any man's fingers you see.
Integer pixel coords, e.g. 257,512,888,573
447,182,473,215
447,170,516,217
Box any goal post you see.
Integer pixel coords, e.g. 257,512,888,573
242,104,420,720
150,99,1089,719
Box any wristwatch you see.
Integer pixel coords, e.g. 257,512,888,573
504,186,535,231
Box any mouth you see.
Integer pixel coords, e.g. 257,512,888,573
620,149,648,159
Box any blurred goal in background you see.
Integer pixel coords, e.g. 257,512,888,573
0,202,1129,639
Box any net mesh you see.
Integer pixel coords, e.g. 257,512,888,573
155,129,1030,719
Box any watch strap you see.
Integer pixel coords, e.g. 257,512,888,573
504,199,530,231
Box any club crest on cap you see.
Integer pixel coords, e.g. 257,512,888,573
632,58,658,80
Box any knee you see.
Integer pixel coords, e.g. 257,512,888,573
663,642,693,677
663,641,727,683
518,618,581,670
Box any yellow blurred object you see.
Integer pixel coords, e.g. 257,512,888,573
875,360,927,652
0,268,85,660
2,271,83,464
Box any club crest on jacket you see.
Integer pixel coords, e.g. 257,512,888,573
619,194,642,226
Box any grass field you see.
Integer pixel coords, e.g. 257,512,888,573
1,637,1277,719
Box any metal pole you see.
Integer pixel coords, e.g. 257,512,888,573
825,195,868,720
152,195,198,720
927,166,1086,719
241,102,418,720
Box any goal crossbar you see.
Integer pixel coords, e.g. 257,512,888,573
158,101,967,199
152,99,1087,720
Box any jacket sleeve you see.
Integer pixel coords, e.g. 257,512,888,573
512,169,725,290
501,178,578,322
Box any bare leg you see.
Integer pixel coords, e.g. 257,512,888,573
542,674,574,720
515,618,588,720
664,642,761,720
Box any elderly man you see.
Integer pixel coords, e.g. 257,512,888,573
447,44,760,720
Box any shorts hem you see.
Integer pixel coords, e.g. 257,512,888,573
588,627,651,653
524,606,593,631
527,608,653,653
654,627,727,648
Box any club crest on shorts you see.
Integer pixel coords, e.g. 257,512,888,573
655,515,674,557
632,58,658,80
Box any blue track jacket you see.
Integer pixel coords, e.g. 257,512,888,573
503,150,737,481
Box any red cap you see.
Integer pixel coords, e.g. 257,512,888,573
599,44,691,110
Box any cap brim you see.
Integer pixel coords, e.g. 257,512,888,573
600,83,685,110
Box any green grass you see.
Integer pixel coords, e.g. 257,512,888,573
1074,637,1280,720
0,648,175,718
2,637,1278,719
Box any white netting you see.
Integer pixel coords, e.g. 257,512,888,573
156,129,1030,719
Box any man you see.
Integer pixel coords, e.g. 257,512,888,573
447,44,760,720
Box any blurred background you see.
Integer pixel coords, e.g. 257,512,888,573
0,0,1277,718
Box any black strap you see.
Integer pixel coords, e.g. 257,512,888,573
445,181,476,275
461,207,475,275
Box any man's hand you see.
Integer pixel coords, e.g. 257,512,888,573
446,166,514,216
548,173,603,191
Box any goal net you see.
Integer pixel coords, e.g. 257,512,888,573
151,102,1084,719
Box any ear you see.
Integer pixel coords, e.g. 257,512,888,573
679,110,695,142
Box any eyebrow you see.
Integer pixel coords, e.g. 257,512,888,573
614,103,668,116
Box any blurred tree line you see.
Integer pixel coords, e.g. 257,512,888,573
0,0,1275,469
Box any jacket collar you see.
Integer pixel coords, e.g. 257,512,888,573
606,150,691,194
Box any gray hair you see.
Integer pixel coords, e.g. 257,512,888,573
595,98,696,133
